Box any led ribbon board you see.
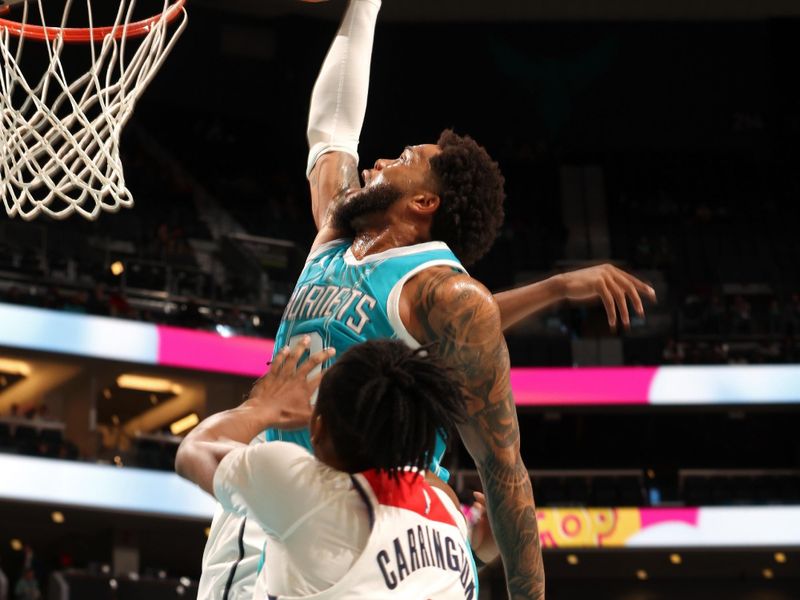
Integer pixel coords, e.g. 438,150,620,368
0,303,273,377
1,303,800,405
0,454,215,520
3,454,797,546
536,506,800,548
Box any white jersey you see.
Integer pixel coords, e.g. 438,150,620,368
299,469,479,600
198,434,266,600
212,442,478,600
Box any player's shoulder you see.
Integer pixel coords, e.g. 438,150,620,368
407,266,496,311
252,440,313,462
399,266,500,344
250,442,350,488
229,440,314,480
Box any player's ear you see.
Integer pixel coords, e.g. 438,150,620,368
310,412,324,445
409,191,440,216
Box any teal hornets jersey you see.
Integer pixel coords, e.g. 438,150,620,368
266,239,466,482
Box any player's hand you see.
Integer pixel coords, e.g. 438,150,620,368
246,336,335,429
559,264,657,331
470,491,500,565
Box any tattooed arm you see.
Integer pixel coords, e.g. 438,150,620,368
401,268,545,600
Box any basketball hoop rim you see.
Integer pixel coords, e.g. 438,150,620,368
0,0,186,42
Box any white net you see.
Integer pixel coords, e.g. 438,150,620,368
0,0,187,221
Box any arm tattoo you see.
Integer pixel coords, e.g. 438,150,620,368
483,453,543,599
408,269,545,599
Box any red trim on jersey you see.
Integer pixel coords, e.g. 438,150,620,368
360,470,458,528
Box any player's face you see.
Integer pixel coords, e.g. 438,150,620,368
361,144,442,194
332,144,442,231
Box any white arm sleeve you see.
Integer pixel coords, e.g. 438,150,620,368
306,0,382,178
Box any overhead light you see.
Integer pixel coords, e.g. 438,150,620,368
171,413,200,435
762,568,775,580
51,511,65,524
252,315,261,327
216,324,234,338
566,554,579,565
774,552,787,564
110,261,125,276
0,358,31,376
636,569,648,581
10,538,23,551
669,553,682,565
116,375,182,395
102,388,112,400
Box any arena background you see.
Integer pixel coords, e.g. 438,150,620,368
1,0,800,598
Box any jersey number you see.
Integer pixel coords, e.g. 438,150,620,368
287,333,325,404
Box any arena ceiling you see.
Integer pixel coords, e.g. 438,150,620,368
198,0,800,21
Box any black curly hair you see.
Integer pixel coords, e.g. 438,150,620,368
315,339,467,479
429,129,506,266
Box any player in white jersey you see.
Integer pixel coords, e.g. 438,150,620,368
178,337,494,598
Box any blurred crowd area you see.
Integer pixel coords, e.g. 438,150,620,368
2,121,800,366
2,15,800,367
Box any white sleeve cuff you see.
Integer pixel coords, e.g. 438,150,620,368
306,143,359,179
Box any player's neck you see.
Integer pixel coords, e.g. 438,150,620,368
351,220,429,260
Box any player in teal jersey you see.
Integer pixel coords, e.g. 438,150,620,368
185,3,656,600
273,2,655,598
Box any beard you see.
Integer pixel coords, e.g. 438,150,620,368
331,183,403,234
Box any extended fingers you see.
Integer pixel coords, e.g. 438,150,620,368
282,336,311,374
606,267,657,326
270,346,292,374
598,280,617,330
621,279,645,317
622,270,657,303
609,279,630,328
298,347,336,379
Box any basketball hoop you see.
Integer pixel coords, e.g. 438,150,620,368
0,1,188,221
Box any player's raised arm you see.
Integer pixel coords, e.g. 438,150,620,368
404,268,545,600
175,340,333,494
306,0,381,242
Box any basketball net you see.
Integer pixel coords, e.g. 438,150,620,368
0,0,187,221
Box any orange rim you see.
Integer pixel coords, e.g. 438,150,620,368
0,0,186,42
